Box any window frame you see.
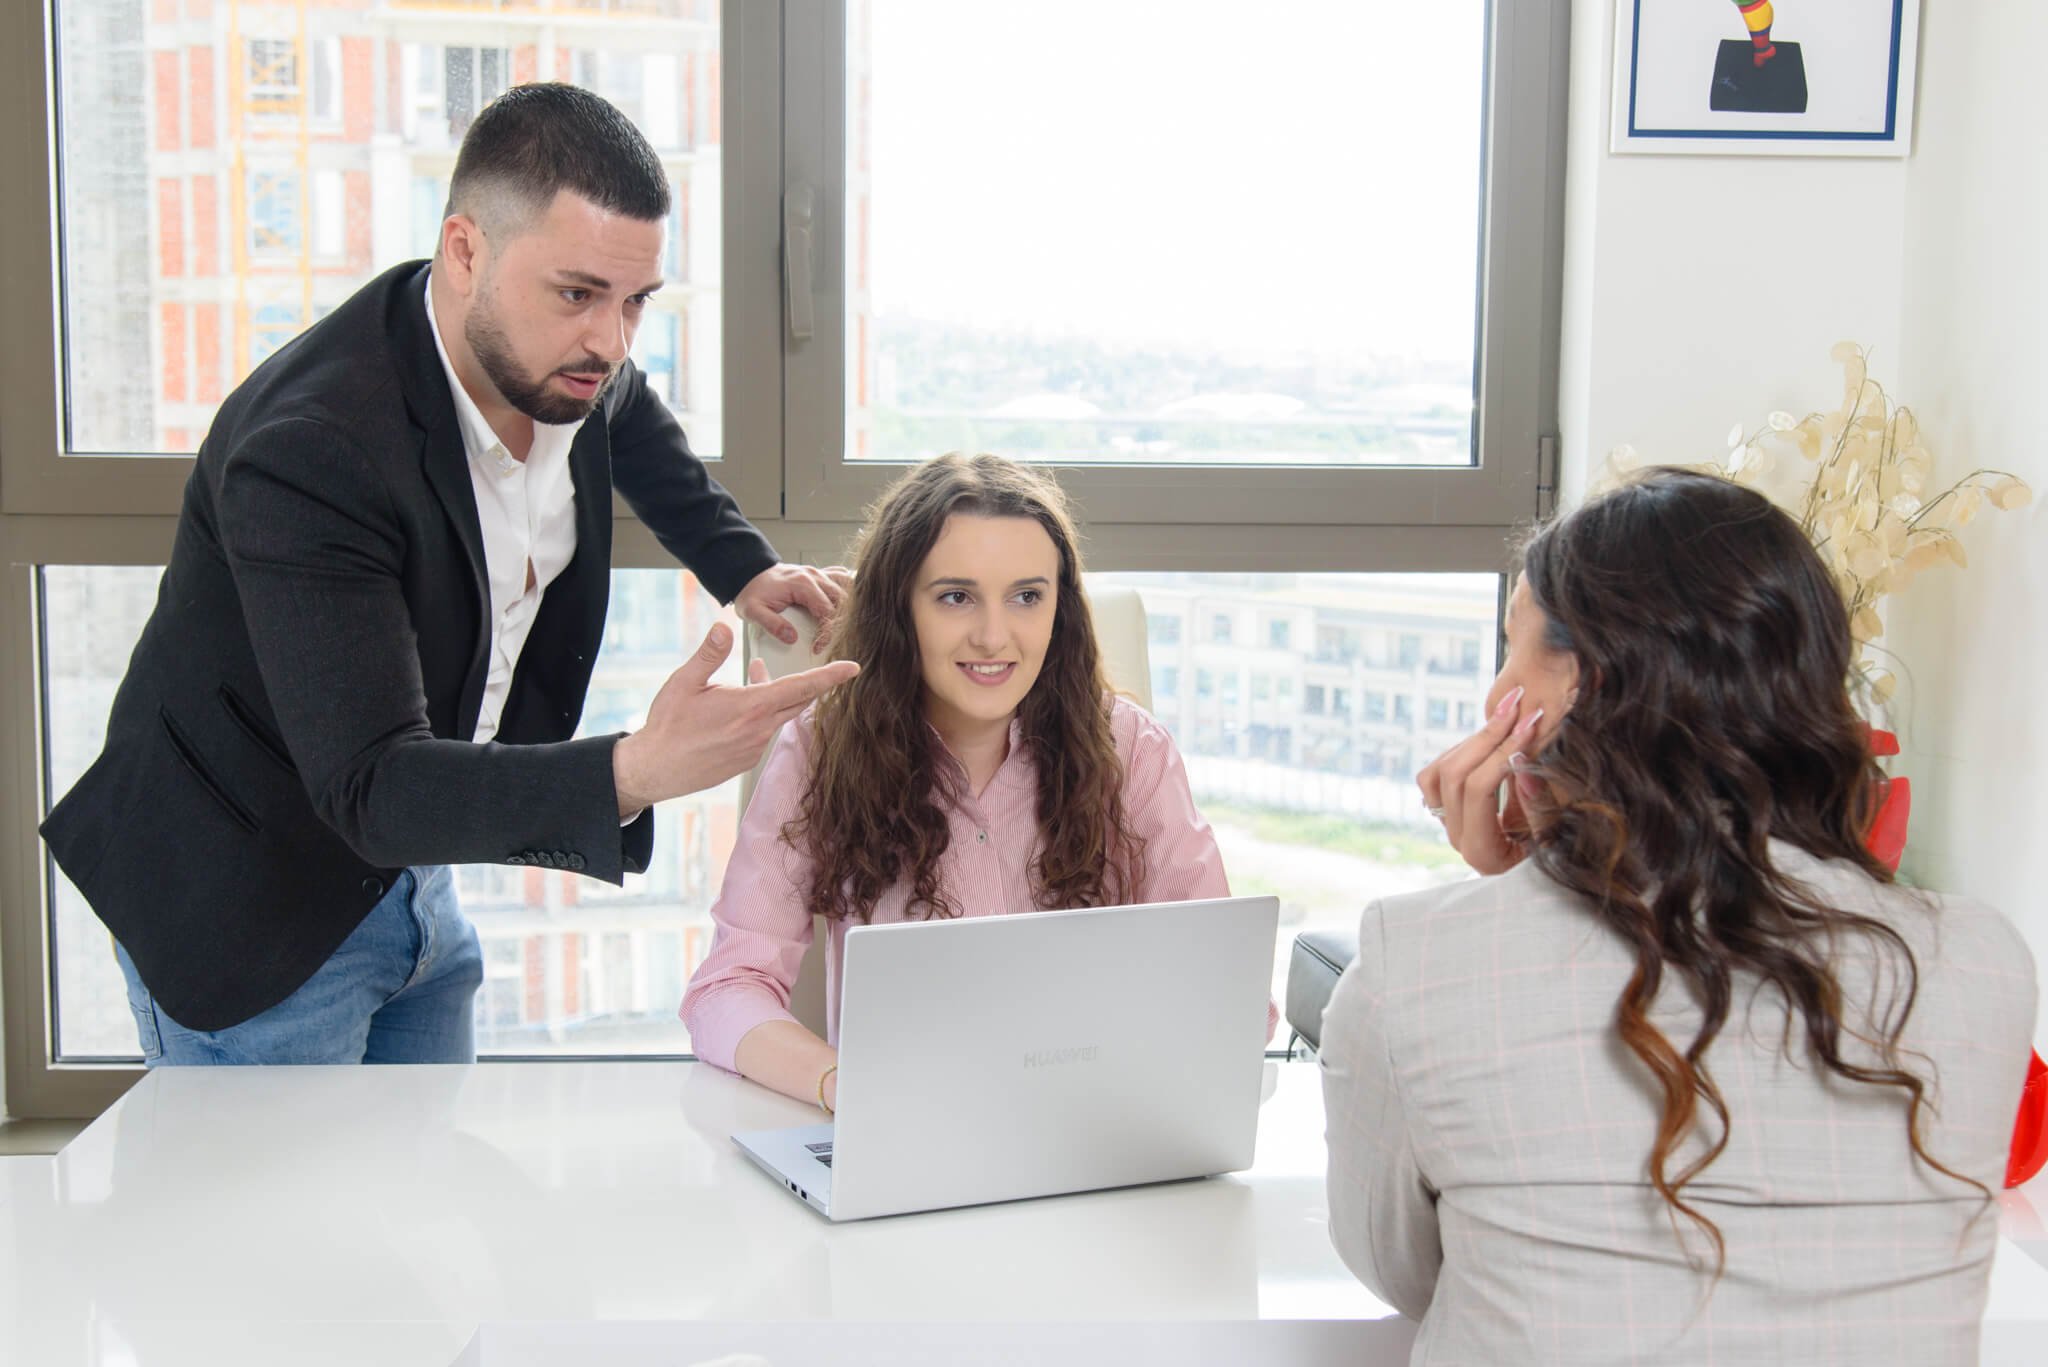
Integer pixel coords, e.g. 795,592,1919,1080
0,0,1562,1118
778,0,1567,538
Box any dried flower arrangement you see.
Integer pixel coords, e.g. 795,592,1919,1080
1598,343,2033,704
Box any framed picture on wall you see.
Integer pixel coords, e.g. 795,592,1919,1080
1612,0,1920,155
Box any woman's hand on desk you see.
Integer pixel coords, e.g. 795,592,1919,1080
732,1018,841,1114
1417,686,1545,876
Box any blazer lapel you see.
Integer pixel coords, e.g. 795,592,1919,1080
392,267,492,733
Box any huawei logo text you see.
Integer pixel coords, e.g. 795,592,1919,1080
1023,1046,1099,1069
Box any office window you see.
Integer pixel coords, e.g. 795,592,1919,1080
790,0,1565,530
1211,614,1233,645
5,0,1562,1111
1365,691,1387,724
43,13,726,460
1397,633,1423,669
1267,619,1291,651
1196,668,1214,699
1277,676,1293,702
1097,572,1500,1010
1461,638,1482,674
1427,698,1449,729
1458,700,1477,730
37,567,746,1062
1394,695,1414,728
1154,664,1179,699
1148,614,1183,646
1251,673,1271,702
1221,671,1240,705
839,2,1483,472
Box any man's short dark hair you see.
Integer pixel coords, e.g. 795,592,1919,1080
444,83,670,240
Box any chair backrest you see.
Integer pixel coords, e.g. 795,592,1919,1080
736,578,1151,1035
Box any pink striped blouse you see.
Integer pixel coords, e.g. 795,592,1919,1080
681,695,1274,1071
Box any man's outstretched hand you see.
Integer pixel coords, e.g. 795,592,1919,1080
613,621,858,818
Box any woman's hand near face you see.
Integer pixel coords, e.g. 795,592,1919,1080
1417,685,1545,875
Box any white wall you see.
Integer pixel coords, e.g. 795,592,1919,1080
1559,2,1908,506
1887,2,2048,1050
1560,3,2044,1050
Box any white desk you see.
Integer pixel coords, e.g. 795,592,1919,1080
0,1060,1404,1366
2,1060,2043,1366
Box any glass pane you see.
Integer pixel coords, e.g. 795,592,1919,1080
1090,572,1501,1024
40,565,741,1061
42,566,166,1059
464,569,740,1057
848,1,1485,466
54,0,723,457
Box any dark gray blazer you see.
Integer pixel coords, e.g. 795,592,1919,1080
41,261,778,1031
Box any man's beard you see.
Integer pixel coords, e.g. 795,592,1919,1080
465,295,617,427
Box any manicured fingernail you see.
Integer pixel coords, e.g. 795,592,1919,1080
1517,708,1544,734
1495,686,1524,719
1508,751,1528,769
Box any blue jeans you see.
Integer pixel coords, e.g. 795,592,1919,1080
113,865,483,1065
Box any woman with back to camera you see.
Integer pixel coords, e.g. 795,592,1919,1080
683,452,1273,1112
1320,469,2036,1365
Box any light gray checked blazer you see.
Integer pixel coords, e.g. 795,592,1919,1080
1320,842,2037,1367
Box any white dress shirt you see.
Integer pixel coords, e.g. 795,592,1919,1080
424,280,585,743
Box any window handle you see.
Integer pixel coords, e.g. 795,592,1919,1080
784,183,815,343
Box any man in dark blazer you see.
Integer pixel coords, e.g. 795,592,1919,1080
41,84,855,1065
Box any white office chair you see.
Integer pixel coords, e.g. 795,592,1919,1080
739,579,1151,1035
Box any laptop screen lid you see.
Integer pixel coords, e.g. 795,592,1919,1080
824,894,1278,1221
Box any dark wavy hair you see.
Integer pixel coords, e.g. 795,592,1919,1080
787,453,1144,924
1516,468,1983,1273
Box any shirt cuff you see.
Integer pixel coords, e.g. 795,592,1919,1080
684,988,804,1073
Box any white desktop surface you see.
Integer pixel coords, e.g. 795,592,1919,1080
2,1059,2043,1367
0,1059,1396,1366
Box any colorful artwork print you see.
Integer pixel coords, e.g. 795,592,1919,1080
1613,0,1918,156
1735,0,1777,66
1712,0,1808,114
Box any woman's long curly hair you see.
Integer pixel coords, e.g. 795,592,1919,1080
787,453,1144,924
1516,468,1983,1273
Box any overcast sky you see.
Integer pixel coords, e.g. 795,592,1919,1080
864,1,1486,366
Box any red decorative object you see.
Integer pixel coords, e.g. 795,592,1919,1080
1866,727,2048,1188
2011,1052,2048,1190
1866,774,1911,872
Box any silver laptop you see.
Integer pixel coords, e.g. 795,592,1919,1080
732,895,1279,1222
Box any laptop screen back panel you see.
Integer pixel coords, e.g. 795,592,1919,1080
827,896,1277,1221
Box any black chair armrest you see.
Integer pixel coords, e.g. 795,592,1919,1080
1284,928,1360,1053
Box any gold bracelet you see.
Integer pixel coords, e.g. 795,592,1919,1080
817,1063,838,1115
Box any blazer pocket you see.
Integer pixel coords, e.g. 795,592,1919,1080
159,706,261,835
217,685,296,774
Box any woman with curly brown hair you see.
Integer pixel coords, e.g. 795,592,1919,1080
1320,469,2036,1365
683,452,1266,1111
